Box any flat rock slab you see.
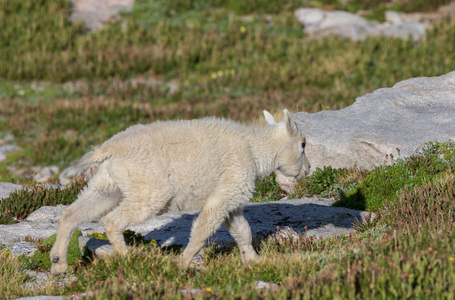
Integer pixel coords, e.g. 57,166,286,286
294,71,455,171
7,242,38,257
0,198,369,247
26,205,67,223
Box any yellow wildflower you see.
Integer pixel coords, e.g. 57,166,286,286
6,251,10,255
217,71,223,77
240,26,246,33
205,287,212,292
211,73,217,79
450,257,455,262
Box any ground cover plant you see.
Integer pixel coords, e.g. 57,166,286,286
291,142,455,211
0,178,86,224
1,0,455,298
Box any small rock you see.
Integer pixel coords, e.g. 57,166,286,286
255,280,278,290
21,269,51,281
26,205,68,223
33,166,59,183
20,274,77,292
59,162,98,185
268,226,301,245
179,288,203,294
79,236,114,256
13,297,66,300
189,253,204,269
7,242,38,257
0,144,21,162
0,182,24,201
70,0,134,31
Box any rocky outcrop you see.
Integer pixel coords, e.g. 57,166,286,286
293,71,455,171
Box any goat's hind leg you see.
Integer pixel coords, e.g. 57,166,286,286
50,178,121,274
224,208,259,265
100,189,171,256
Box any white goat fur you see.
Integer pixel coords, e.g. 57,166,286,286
50,109,311,274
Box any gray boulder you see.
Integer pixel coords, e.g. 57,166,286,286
293,71,455,171
294,8,428,41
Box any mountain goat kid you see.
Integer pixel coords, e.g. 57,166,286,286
50,109,311,274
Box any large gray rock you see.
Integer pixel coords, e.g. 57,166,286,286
0,198,370,246
0,182,24,201
293,71,455,171
294,8,428,41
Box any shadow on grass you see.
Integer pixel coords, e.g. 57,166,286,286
333,189,367,211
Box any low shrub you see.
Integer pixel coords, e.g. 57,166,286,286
251,172,286,202
381,171,455,230
0,178,86,224
290,166,366,199
335,144,455,211
22,230,83,271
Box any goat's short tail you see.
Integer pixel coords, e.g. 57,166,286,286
77,146,112,167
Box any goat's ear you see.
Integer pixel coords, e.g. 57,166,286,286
263,110,277,125
283,109,297,135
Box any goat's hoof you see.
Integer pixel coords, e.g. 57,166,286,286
51,262,68,275
52,256,60,263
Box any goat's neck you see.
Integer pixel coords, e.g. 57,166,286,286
249,127,282,179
